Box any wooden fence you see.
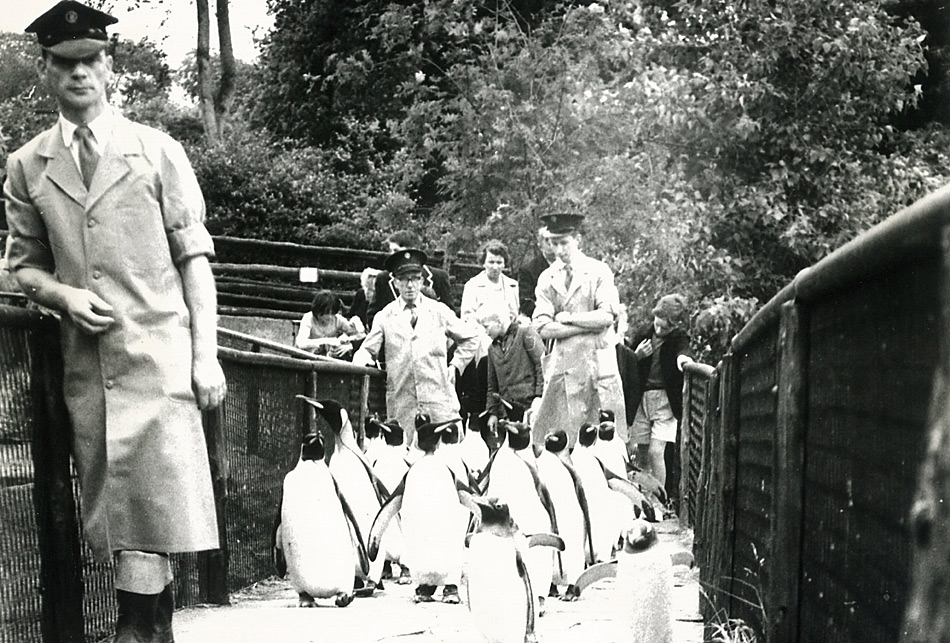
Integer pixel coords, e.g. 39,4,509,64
0,304,385,642
679,185,950,642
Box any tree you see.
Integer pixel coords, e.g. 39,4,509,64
195,0,237,141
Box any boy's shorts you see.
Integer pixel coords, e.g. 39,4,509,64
630,389,677,444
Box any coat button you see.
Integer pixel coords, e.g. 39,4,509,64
87,218,96,228
92,270,101,279
105,380,114,389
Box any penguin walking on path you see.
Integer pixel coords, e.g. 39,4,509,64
536,430,590,600
466,496,565,643
272,431,368,607
366,417,412,584
482,421,557,616
369,414,474,604
298,396,390,596
571,520,674,643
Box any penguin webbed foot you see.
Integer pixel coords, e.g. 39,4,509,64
354,578,379,598
560,585,579,602
334,592,354,608
297,592,315,608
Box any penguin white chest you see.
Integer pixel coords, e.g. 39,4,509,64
280,463,355,597
466,534,531,643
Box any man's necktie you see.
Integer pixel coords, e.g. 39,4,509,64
564,264,573,290
408,304,418,329
75,126,99,189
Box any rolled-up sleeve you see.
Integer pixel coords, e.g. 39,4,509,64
4,156,54,273
531,272,556,332
160,139,214,265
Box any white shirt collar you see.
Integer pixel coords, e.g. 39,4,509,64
59,108,116,150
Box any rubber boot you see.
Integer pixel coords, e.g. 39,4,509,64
154,583,175,643
115,589,160,643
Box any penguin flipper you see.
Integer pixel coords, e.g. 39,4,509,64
563,461,595,566
572,560,618,597
515,549,536,638
368,478,406,561
631,469,668,505
272,487,287,577
474,450,498,493
333,478,370,574
607,476,657,522
527,533,565,551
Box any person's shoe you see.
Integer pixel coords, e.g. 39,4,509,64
154,583,175,642
414,584,436,603
115,589,160,643
441,585,461,604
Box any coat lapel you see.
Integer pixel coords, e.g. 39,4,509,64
39,127,86,206
85,118,141,211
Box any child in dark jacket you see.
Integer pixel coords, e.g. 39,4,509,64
477,309,545,429
628,294,694,490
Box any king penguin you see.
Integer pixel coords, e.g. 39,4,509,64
272,431,368,607
483,421,557,615
369,414,474,604
570,520,674,642
367,418,411,584
298,396,389,596
465,497,565,643
536,430,590,600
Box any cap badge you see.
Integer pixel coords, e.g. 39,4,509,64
65,10,79,23
404,251,411,259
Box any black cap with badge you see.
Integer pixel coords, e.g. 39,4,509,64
384,248,427,277
539,213,585,236
26,1,117,59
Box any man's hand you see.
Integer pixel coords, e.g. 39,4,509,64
634,338,654,359
192,356,227,410
487,414,499,431
554,311,574,325
63,288,115,335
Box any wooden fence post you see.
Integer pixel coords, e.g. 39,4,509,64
720,353,741,623
29,316,85,642
680,372,695,528
902,224,950,641
768,301,808,643
199,406,230,605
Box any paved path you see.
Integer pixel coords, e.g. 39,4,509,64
174,521,703,643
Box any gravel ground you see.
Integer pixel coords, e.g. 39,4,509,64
173,519,703,643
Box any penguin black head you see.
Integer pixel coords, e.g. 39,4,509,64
441,422,461,445
598,422,615,441
598,409,615,424
578,422,598,447
506,421,531,451
299,432,325,462
474,497,516,532
415,414,459,453
364,415,383,440
297,396,347,434
380,420,405,446
623,519,658,553
544,430,568,454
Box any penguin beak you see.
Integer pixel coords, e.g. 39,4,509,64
296,394,323,410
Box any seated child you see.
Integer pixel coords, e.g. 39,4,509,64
477,309,544,428
628,294,694,490
295,290,365,358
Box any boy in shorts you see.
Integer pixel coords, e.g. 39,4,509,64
629,294,694,489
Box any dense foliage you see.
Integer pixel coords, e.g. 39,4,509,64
3,0,950,361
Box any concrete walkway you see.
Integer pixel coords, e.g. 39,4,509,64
173,520,703,643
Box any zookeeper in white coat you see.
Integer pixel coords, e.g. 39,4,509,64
4,2,226,641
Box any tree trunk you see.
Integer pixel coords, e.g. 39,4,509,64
196,0,218,142
214,0,236,138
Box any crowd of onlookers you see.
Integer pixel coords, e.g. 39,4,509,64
295,219,694,492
